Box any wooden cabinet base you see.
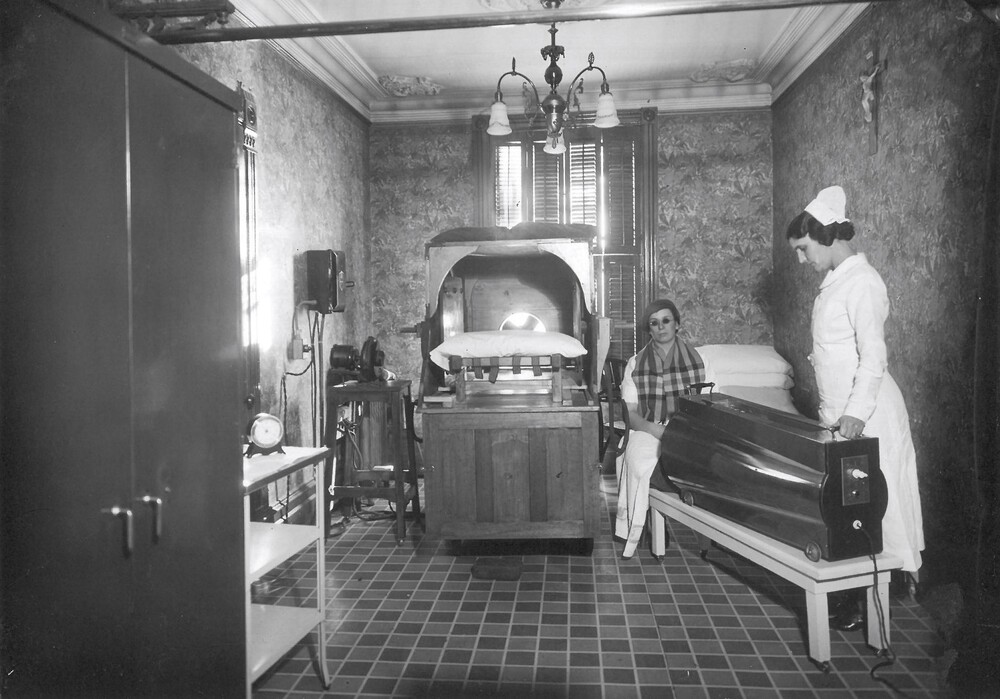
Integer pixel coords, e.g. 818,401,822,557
421,396,600,545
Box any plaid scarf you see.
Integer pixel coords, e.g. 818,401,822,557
632,337,706,424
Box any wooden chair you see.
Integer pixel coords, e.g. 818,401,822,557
598,357,629,474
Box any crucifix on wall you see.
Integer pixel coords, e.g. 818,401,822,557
860,47,887,155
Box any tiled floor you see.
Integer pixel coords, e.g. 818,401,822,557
253,476,951,698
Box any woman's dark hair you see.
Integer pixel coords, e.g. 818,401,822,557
786,211,856,246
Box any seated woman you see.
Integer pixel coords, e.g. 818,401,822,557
615,299,706,559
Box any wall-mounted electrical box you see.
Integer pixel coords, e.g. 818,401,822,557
306,249,352,313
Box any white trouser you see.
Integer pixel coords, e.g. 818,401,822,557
614,430,660,556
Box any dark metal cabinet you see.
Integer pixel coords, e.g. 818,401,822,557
1,1,245,695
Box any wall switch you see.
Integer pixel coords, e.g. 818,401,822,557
287,335,304,360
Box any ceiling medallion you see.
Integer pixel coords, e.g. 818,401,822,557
378,75,445,98
689,58,759,84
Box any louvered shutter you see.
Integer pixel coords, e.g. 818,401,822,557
568,141,597,225
531,140,562,222
602,255,638,360
597,130,639,358
494,143,522,228
489,125,646,360
601,133,636,252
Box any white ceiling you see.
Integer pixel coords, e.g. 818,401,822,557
228,0,872,124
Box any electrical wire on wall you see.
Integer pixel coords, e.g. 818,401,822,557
274,303,312,524
272,301,322,524
281,300,320,443
313,311,326,448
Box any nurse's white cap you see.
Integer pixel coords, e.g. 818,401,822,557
804,186,849,225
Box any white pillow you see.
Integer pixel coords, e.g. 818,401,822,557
715,385,799,414
696,345,793,376
430,331,587,370
712,372,794,390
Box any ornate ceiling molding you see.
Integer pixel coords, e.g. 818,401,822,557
378,76,445,98
768,4,870,99
174,0,872,124
689,59,760,83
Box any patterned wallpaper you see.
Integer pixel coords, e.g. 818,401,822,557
174,42,370,448
368,113,774,385
656,112,774,347
772,0,999,584
368,124,477,384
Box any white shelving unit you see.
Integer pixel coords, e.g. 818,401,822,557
243,446,332,696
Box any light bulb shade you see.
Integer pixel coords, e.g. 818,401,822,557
543,132,566,155
487,100,512,136
593,91,620,128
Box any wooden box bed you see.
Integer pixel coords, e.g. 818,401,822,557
417,224,608,549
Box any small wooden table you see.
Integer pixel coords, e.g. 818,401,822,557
327,380,420,544
649,488,902,670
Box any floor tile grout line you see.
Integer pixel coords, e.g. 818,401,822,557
250,473,948,699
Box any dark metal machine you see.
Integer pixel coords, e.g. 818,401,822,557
659,393,887,562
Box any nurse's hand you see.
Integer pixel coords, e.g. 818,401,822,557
834,415,866,439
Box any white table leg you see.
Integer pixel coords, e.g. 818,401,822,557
866,581,892,651
317,620,330,688
804,589,832,667
651,507,666,557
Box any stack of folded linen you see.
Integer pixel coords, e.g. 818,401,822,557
694,344,798,414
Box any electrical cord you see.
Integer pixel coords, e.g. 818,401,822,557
282,475,291,520
857,523,911,697
282,301,319,442
316,312,325,447
279,359,313,439
336,416,396,522
340,418,362,475
309,312,317,446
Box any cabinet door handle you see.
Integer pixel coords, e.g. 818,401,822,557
136,495,164,542
101,506,134,557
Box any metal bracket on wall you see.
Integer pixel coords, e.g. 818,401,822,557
109,0,234,36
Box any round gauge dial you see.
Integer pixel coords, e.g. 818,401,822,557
247,413,283,451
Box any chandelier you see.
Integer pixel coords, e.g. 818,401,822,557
486,5,619,154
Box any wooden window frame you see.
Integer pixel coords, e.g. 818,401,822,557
473,108,658,359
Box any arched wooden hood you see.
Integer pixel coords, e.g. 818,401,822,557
425,222,598,319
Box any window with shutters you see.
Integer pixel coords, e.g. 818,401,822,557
476,111,656,361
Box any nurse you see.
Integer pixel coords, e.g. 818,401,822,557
787,186,925,629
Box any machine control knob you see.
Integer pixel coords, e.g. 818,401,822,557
849,468,868,479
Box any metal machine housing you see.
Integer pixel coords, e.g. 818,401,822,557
659,393,888,562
